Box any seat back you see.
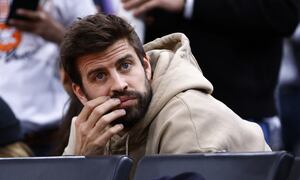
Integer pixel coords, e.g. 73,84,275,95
134,151,293,180
288,157,300,180
0,155,132,180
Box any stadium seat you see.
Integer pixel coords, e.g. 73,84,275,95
0,155,132,180
134,151,293,180
288,157,300,180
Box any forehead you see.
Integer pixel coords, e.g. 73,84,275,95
76,39,138,72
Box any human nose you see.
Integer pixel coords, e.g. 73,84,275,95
110,72,128,93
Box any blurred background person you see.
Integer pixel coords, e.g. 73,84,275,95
277,24,300,155
0,0,97,155
53,66,82,155
0,97,33,157
94,0,145,42
122,0,299,150
276,1,300,155
51,94,83,155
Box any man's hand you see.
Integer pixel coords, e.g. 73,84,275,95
122,0,185,17
7,7,65,44
74,96,126,156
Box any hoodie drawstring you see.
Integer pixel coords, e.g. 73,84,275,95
125,134,130,156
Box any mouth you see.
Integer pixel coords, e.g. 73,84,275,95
118,96,135,102
118,96,137,108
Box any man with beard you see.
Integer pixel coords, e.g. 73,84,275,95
60,14,270,164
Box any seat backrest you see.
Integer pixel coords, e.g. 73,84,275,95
0,155,132,180
134,151,293,180
288,157,300,180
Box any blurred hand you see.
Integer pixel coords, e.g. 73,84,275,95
122,0,185,17
74,97,126,156
8,6,65,44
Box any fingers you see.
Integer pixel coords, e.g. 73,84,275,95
76,124,123,155
93,109,126,133
74,97,126,156
15,8,44,21
76,96,125,140
8,19,35,32
122,0,184,16
122,0,158,17
85,98,122,128
133,0,157,17
95,124,124,145
7,9,45,32
76,96,110,124
122,0,147,11
86,109,125,141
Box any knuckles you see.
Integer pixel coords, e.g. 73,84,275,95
100,115,110,124
94,107,105,117
84,102,95,111
77,123,89,136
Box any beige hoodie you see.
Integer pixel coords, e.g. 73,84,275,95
64,33,271,163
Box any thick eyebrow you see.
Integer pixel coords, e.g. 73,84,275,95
115,54,135,66
86,54,135,78
87,66,105,78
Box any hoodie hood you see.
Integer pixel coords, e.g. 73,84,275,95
143,33,213,124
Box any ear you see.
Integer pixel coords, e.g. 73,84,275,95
72,83,88,104
143,55,152,81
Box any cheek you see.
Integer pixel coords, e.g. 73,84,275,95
83,82,110,99
130,70,148,91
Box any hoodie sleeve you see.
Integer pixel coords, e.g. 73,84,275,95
192,0,298,36
63,117,77,155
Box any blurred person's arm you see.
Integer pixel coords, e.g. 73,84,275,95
123,0,299,36
7,6,65,44
122,0,185,16
7,0,97,45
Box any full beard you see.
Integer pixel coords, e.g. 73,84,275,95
110,79,152,128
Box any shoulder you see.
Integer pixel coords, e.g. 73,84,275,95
147,89,267,153
147,90,225,153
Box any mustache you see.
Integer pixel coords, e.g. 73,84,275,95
111,90,142,99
